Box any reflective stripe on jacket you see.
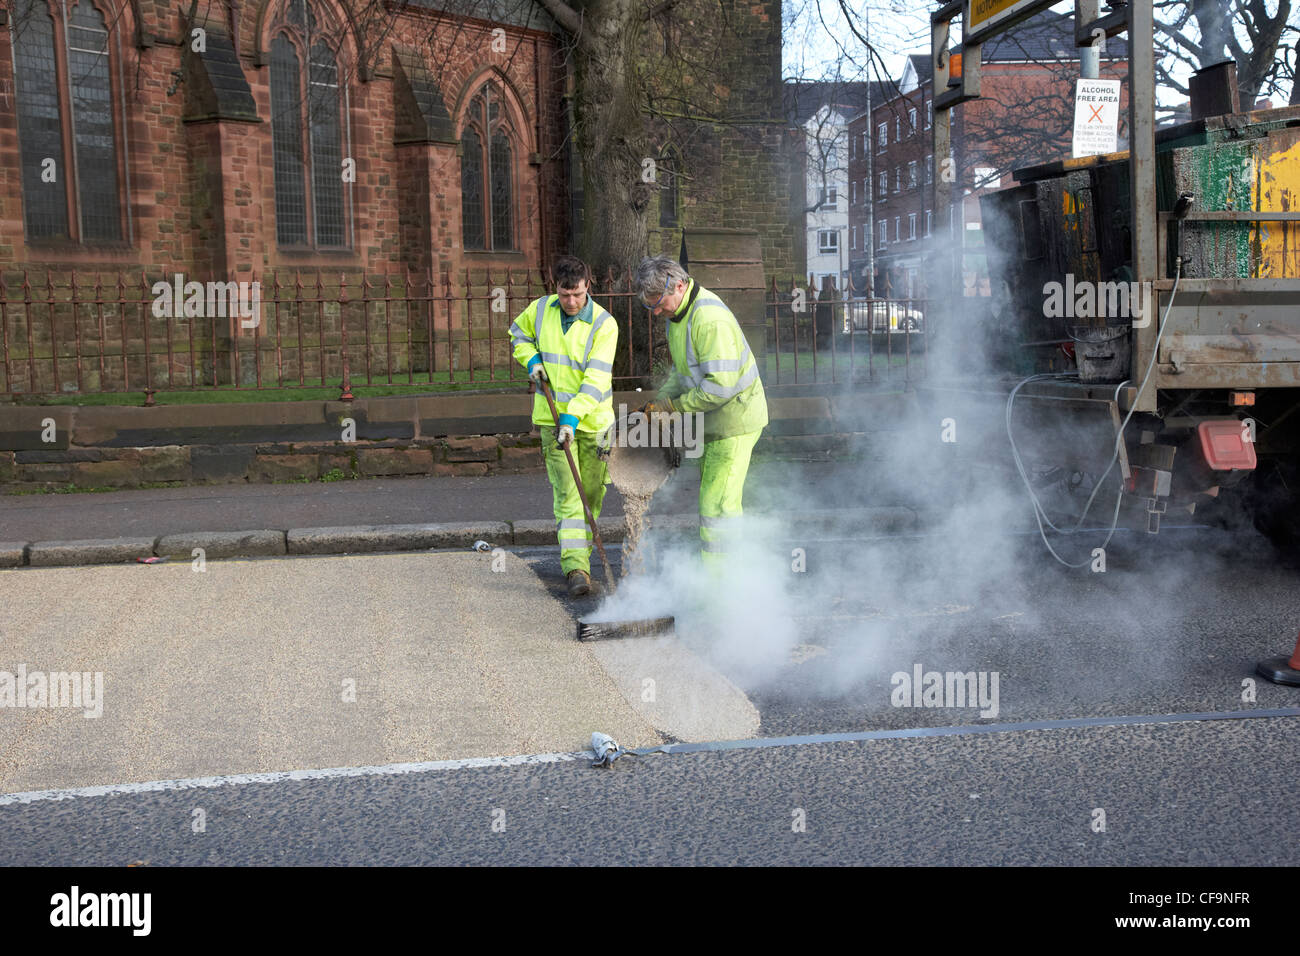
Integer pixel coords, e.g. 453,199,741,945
510,295,617,432
658,280,768,441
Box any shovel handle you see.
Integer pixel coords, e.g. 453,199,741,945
536,379,616,591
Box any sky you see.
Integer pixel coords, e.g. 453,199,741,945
783,0,1297,107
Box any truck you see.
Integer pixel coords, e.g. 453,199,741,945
978,78,1300,547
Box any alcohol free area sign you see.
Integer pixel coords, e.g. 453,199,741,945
1073,79,1121,158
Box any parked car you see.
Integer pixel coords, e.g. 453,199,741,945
847,300,925,333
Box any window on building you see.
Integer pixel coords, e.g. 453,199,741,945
461,81,516,251
908,213,917,240
658,148,679,228
12,0,124,241
925,153,933,185
893,167,900,193
270,0,350,247
973,166,998,189
907,161,918,190
878,171,888,199
908,107,917,132
850,180,857,205
862,132,868,155
926,100,932,128
895,116,901,140
850,226,857,251
894,217,900,242
879,220,888,246
818,230,838,253
925,209,932,236
877,122,887,151
849,134,857,160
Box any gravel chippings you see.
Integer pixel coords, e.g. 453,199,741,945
605,433,675,578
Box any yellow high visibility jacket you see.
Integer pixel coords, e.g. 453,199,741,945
658,279,768,440
510,295,617,433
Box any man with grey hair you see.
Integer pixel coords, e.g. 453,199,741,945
635,255,768,565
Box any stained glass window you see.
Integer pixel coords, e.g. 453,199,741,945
12,0,123,241
461,127,485,249
271,36,307,245
270,3,348,248
461,83,515,251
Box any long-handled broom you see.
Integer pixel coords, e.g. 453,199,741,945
536,377,616,592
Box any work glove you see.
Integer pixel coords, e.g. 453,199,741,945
638,398,675,417
556,423,575,448
528,360,548,385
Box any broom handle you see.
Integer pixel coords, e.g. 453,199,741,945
537,378,616,591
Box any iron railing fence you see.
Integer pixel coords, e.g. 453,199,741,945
0,268,932,402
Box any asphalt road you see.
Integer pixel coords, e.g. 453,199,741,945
0,715,1295,866
2,523,1297,867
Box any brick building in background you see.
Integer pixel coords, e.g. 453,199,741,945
848,10,1127,300
0,0,792,284
0,0,793,391
785,81,874,291
0,0,579,281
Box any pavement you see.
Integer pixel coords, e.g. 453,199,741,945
0,459,926,567
0,549,759,795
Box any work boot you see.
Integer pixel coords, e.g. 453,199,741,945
566,569,592,597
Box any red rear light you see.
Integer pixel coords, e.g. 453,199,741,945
1197,420,1257,471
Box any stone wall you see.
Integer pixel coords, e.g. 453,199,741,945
0,387,912,490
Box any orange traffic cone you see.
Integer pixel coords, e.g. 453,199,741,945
1257,631,1300,686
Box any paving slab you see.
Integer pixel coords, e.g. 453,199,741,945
0,552,668,794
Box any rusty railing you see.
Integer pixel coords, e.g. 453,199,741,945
0,267,932,402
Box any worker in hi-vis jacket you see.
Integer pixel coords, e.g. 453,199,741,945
509,256,617,597
634,255,768,565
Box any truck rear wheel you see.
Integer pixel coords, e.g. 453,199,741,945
1247,457,1300,552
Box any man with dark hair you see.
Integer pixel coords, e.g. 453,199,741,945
509,256,617,596
634,255,768,566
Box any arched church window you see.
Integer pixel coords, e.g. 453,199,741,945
461,82,515,251
10,0,123,241
270,0,349,247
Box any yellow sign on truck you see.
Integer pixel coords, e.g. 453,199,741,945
968,0,1048,36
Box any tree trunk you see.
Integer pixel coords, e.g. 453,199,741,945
569,0,653,376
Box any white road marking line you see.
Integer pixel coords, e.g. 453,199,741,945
0,751,595,806
6,707,1299,807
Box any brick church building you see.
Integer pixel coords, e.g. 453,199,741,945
0,0,792,287
0,0,793,391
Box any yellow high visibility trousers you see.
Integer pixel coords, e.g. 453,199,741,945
541,425,609,574
698,429,762,565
